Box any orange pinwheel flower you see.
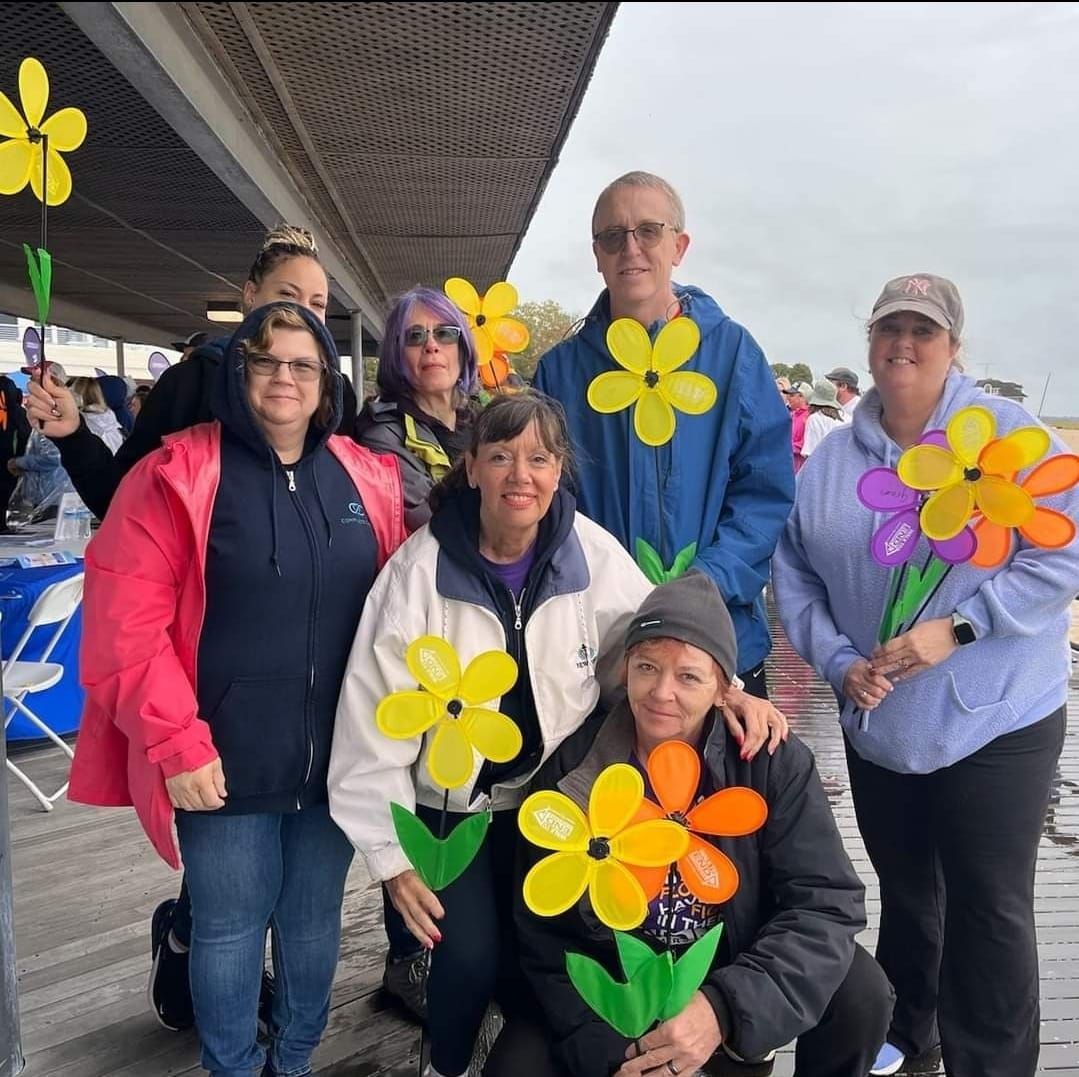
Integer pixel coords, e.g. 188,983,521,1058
628,740,767,905
971,453,1079,568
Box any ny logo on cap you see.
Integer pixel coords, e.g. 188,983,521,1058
903,278,931,296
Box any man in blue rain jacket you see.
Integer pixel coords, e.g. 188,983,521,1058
534,171,794,692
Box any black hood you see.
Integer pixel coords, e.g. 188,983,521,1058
211,302,343,459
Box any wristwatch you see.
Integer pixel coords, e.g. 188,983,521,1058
951,612,976,646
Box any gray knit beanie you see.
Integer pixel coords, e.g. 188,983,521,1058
624,570,738,681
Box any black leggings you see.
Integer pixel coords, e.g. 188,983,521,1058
421,805,527,1076
845,708,1065,1077
485,944,892,1077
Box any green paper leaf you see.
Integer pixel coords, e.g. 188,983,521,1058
635,538,666,585
567,948,673,1039
36,248,52,325
669,542,698,579
615,930,657,980
22,245,52,327
635,538,699,584
389,803,489,891
659,922,724,1020
882,557,950,641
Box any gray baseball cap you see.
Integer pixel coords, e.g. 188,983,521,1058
825,367,859,389
782,381,812,398
869,273,964,337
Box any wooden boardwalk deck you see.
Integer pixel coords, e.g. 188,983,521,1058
6,611,1079,1075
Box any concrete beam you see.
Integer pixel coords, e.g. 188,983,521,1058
0,283,180,347
57,2,385,336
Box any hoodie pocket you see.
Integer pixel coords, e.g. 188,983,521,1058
209,675,307,799
940,672,1019,756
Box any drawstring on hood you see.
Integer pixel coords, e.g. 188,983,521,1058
212,302,344,574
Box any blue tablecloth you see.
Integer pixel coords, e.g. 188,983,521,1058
1,561,84,741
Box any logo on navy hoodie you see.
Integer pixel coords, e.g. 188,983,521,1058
341,501,367,524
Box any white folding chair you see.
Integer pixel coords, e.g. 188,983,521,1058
3,572,85,811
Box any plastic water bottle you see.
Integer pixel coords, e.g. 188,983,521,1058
75,505,93,540
59,501,80,540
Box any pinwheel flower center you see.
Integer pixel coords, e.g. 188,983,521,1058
668,810,689,827
644,370,660,389
587,836,611,861
963,466,982,482
27,127,42,142
475,314,487,327
446,698,463,719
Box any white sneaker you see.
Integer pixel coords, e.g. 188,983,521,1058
869,1042,905,1075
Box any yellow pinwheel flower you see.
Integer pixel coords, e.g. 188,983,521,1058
0,57,87,206
519,763,689,931
896,405,1048,542
444,277,530,368
587,318,715,447
376,636,522,790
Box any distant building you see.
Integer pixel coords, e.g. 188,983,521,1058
0,313,177,381
977,378,1026,402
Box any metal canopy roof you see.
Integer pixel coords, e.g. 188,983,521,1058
0,1,616,352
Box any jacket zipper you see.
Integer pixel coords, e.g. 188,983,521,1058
285,464,319,809
472,586,526,801
509,586,526,632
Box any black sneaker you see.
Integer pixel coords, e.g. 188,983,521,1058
382,950,428,1022
148,899,195,1031
902,1045,943,1074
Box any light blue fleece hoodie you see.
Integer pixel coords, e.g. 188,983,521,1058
772,372,1077,774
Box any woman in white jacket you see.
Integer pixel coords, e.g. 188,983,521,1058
68,376,124,454
329,393,784,1077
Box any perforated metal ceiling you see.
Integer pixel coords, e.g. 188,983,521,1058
0,1,616,348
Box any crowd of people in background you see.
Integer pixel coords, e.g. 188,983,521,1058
7,172,1073,1077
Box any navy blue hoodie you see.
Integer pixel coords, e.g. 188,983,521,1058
194,304,379,814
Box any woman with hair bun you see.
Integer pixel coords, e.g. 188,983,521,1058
24,224,349,520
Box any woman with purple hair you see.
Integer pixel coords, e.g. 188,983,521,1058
356,286,479,531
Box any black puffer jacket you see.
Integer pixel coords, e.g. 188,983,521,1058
355,396,474,531
516,701,866,1073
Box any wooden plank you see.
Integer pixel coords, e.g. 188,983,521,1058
6,613,1079,1075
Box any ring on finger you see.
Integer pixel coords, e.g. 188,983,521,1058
667,1062,680,1075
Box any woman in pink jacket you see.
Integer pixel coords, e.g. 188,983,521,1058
69,303,407,1077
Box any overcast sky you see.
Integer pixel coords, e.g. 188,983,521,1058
511,2,1079,416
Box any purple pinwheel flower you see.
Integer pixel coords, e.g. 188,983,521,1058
857,431,976,567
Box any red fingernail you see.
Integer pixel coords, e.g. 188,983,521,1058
433,931,442,943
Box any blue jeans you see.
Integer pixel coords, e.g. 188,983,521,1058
176,803,353,1077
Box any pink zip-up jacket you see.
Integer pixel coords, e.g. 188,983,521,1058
67,422,406,867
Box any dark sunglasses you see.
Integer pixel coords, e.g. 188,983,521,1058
592,220,674,255
404,324,462,347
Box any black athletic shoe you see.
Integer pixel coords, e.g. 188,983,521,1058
382,950,428,1022
148,899,195,1031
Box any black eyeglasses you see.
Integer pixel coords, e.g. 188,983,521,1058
404,325,462,347
246,353,324,382
592,221,674,255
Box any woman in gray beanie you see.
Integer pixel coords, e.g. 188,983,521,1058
494,572,892,1077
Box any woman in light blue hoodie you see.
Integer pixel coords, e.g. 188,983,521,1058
773,273,1078,1077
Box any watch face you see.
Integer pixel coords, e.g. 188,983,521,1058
953,620,976,646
